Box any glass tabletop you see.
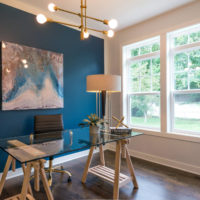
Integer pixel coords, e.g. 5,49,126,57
0,127,142,163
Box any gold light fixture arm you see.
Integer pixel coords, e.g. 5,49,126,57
48,19,81,28
80,0,84,40
47,19,108,35
87,28,112,37
85,0,87,31
86,16,108,25
56,7,79,16
87,27,104,33
54,5,109,25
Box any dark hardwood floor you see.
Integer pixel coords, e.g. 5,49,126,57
1,150,200,200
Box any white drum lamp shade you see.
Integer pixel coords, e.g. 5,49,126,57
86,74,121,92
86,74,121,122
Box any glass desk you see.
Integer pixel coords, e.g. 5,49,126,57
0,127,142,200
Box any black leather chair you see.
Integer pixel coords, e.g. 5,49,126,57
34,114,72,186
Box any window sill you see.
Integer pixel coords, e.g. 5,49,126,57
131,127,200,144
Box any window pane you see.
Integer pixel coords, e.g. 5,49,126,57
131,48,139,57
140,45,151,55
141,76,151,92
152,57,160,74
174,34,188,47
129,77,140,92
174,93,200,133
174,52,188,72
140,59,151,75
130,63,140,76
130,95,160,128
152,76,160,91
174,73,188,90
189,49,200,69
152,43,160,52
189,31,200,43
129,63,140,92
128,57,160,93
189,71,200,89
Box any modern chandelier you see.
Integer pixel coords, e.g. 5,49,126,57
36,0,118,40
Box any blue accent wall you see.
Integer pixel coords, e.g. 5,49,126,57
0,3,104,171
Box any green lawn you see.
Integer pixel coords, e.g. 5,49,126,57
131,117,200,133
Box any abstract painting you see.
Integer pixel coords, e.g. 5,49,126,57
1,41,63,110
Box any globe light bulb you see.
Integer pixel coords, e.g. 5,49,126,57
48,3,56,12
21,59,27,64
24,64,28,69
107,30,114,38
84,30,90,39
108,19,118,29
6,68,11,73
36,14,47,24
2,42,6,49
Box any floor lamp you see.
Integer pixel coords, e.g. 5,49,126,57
86,74,121,127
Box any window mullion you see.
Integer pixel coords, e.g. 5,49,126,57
127,51,160,63
151,59,153,92
139,64,141,92
160,33,168,134
173,89,200,94
129,92,160,95
172,41,200,54
187,52,190,90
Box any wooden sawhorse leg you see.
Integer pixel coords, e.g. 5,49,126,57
20,159,54,200
82,146,95,183
39,160,54,200
122,139,138,189
0,155,13,195
33,162,40,192
113,140,121,200
113,140,138,199
125,146,138,188
0,156,33,199
21,162,32,200
21,164,33,196
99,144,105,166
82,144,105,184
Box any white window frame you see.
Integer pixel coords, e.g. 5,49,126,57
168,24,200,136
123,36,161,130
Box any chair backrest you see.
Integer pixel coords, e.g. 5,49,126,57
34,114,64,134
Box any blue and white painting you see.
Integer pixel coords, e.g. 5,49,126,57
2,41,63,110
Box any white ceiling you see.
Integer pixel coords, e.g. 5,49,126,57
1,0,195,32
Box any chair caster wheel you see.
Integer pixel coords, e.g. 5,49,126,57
68,176,72,182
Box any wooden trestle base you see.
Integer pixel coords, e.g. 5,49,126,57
0,156,54,200
81,140,138,200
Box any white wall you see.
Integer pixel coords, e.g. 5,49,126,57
106,1,200,175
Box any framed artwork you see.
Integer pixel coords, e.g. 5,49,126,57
1,41,63,110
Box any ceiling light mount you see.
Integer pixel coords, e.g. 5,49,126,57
36,0,118,40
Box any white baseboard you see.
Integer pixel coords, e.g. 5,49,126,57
107,144,200,176
0,148,99,180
